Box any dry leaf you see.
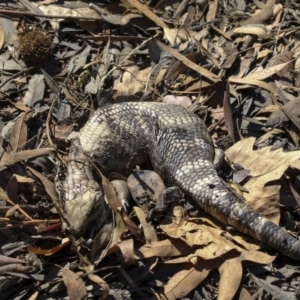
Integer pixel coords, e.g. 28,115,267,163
88,273,109,299
27,166,59,203
234,25,268,39
116,239,135,264
226,137,300,223
113,66,152,97
160,205,261,262
7,113,27,153
242,62,290,81
61,268,87,300
0,148,54,167
37,4,100,30
134,206,158,243
218,250,274,300
155,39,220,82
163,28,189,46
163,95,192,108
206,0,218,22
229,77,277,94
127,0,168,29
0,26,5,50
160,260,213,300
28,238,70,256
135,239,191,259
240,0,276,25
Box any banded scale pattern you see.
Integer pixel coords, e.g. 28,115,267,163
60,102,300,260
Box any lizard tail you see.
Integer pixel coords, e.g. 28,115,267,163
172,161,300,260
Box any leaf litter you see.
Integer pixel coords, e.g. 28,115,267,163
0,0,300,299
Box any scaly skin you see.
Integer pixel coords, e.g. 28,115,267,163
59,102,300,260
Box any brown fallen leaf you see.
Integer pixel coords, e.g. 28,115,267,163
229,77,277,95
241,62,290,81
134,206,158,244
0,148,54,167
102,172,141,239
113,65,152,98
7,112,27,153
154,259,213,300
127,0,169,29
88,273,109,299
234,25,269,39
206,0,218,22
163,27,189,46
208,78,228,129
116,239,135,264
226,137,300,223
28,238,70,256
61,268,87,300
159,205,275,263
218,250,275,300
135,239,192,260
240,0,276,25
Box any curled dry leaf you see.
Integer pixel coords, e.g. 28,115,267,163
28,238,70,256
234,25,268,39
88,273,109,299
206,0,218,22
27,166,59,203
134,206,158,244
102,172,141,239
155,39,220,82
240,0,276,25
23,74,45,108
114,239,135,264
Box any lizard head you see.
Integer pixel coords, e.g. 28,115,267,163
63,189,104,236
